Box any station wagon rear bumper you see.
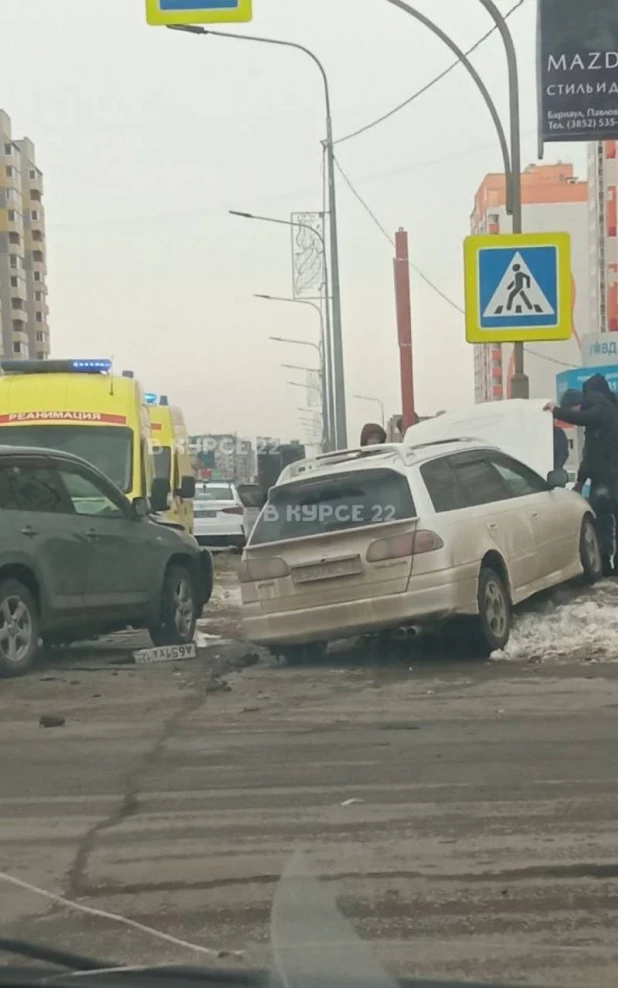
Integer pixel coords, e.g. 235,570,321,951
242,565,479,646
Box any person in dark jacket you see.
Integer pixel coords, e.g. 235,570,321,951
360,422,386,446
553,423,569,470
546,374,618,574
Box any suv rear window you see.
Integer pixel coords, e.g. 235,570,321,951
250,468,416,545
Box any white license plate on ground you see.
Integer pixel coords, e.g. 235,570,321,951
132,643,197,665
292,556,362,584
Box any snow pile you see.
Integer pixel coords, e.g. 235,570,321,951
492,580,618,663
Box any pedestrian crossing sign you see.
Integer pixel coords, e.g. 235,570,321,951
464,232,572,343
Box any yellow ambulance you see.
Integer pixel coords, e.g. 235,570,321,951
0,358,154,502
147,395,195,533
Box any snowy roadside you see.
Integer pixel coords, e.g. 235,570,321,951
493,579,618,664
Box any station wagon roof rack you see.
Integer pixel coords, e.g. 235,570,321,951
278,437,499,483
404,436,493,450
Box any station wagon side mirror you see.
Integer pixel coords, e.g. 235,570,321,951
132,496,150,519
150,476,171,512
547,468,568,489
177,475,196,500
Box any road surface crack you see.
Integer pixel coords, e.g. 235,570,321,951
67,690,205,897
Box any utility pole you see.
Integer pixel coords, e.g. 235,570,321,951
393,229,415,431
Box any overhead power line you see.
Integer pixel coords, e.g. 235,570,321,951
334,156,464,313
333,160,579,372
334,0,525,147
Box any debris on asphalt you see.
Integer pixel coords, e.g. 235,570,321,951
205,677,232,694
234,652,260,669
241,706,260,713
341,798,365,806
39,714,66,728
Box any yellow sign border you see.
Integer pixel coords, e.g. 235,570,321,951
464,231,572,343
146,0,252,25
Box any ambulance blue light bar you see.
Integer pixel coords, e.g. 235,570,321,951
71,359,112,373
145,393,158,405
2,359,112,375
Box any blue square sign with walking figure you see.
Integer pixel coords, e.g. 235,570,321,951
479,246,558,329
464,232,572,344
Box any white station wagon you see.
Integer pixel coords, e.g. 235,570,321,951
240,424,601,660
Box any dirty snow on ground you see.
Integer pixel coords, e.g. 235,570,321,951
210,581,241,611
492,579,618,663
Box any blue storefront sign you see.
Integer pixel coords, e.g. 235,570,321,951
556,363,618,402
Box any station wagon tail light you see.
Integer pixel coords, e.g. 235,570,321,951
222,506,244,515
239,557,290,583
366,530,443,562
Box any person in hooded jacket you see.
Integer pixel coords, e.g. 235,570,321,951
552,422,569,471
546,374,618,574
360,423,386,446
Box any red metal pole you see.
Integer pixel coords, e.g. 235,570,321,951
393,227,415,430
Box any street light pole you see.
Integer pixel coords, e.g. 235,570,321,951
354,394,386,428
269,335,327,452
170,24,346,445
477,0,527,399
231,211,336,442
383,0,526,397
256,294,334,449
382,0,512,207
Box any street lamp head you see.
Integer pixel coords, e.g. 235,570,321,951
254,294,273,300
229,210,254,219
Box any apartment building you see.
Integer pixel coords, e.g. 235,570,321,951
471,162,588,402
0,109,50,360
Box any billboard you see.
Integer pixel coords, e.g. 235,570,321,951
538,0,618,146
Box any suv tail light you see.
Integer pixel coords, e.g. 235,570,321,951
222,506,244,515
366,530,443,563
239,556,290,583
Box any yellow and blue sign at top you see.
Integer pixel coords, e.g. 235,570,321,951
146,0,252,25
464,232,572,344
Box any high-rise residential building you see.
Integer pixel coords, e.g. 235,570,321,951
471,162,588,403
588,141,618,337
0,109,50,361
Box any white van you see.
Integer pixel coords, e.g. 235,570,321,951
240,424,600,661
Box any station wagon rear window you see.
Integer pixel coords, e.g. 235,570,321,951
250,468,416,545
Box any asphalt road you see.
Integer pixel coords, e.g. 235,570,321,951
1,567,618,987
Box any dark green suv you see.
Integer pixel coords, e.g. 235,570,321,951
0,446,213,677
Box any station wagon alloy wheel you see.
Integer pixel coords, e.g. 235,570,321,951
468,565,511,657
482,576,508,640
579,516,602,584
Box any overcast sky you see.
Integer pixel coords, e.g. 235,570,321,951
0,0,586,444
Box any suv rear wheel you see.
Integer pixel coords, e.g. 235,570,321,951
0,578,39,677
149,564,198,647
467,565,511,657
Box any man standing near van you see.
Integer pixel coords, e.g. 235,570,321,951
545,374,618,575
